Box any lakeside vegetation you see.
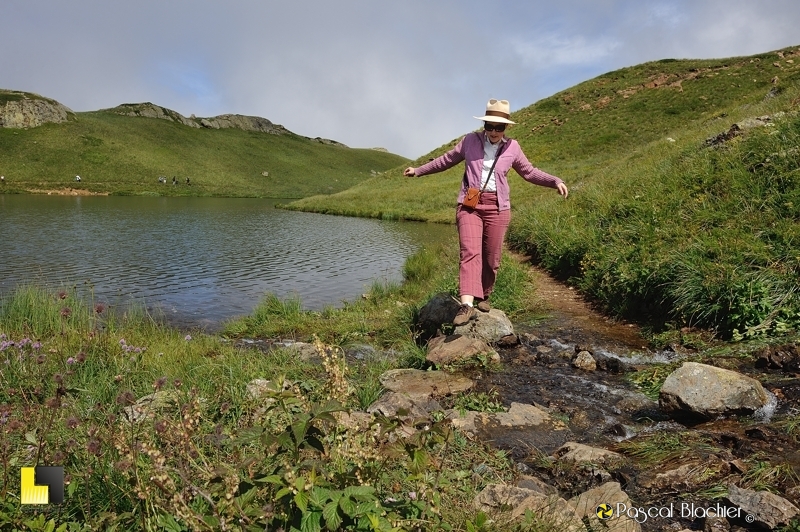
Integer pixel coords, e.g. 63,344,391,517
0,245,559,531
287,46,800,340
0,110,407,198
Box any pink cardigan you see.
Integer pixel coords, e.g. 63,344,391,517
413,131,563,211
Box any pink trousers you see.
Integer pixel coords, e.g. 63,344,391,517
456,192,511,299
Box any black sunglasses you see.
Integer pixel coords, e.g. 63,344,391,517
484,122,507,132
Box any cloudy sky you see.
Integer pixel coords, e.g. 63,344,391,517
4,0,800,158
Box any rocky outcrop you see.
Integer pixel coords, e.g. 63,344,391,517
0,90,74,128
659,362,768,421
307,136,348,147
106,102,200,128
106,103,292,136
198,113,288,135
704,113,785,147
104,102,351,144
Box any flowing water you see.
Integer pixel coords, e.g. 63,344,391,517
0,195,454,330
473,268,800,530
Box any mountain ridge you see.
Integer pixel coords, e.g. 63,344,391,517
0,90,353,148
0,91,406,198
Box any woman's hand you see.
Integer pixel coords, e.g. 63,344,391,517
557,182,569,198
403,167,416,177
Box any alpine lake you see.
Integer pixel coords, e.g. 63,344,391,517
0,194,454,331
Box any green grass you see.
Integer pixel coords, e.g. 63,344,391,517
0,243,556,530
286,45,800,339
222,240,541,349
0,108,407,198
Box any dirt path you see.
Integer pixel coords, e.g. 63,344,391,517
526,263,650,352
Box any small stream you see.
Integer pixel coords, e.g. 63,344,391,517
469,272,800,531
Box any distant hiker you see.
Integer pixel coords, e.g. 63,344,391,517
404,99,568,326
0,175,4,184
185,177,190,185
172,176,177,185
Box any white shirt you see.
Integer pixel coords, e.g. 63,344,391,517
480,136,507,192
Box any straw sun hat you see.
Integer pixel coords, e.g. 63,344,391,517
473,98,516,124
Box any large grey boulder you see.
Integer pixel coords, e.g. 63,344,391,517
658,362,768,421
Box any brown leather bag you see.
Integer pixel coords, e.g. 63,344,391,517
462,187,481,208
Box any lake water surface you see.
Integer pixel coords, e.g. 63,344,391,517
1,195,453,330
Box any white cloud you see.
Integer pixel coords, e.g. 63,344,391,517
2,0,800,157
510,33,622,69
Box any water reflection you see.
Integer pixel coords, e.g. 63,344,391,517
1,195,453,330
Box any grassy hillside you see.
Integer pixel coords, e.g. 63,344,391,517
288,45,800,338
288,46,800,220
0,109,407,198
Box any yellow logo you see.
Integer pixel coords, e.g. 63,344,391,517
21,467,64,505
596,503,614,520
